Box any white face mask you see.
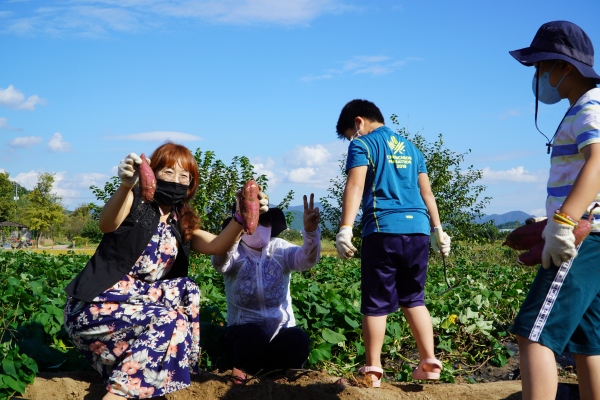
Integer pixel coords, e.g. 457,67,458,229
241,225,271,248
350,122,362,142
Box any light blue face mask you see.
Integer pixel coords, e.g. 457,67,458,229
532,61,566,105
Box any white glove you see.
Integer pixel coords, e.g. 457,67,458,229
118,153,143,187
430,226,451,257
541,218,577,269
235,186,269,215
526,216,548,225
336,226,357,260
258,191,269,214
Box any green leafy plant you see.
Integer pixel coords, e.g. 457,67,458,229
0,231,530,391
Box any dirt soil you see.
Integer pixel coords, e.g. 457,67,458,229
23,370,581,400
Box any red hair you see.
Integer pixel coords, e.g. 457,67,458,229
149,142,201,242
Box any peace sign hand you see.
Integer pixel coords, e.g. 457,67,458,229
303,194,320,232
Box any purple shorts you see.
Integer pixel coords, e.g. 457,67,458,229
361,232,429,316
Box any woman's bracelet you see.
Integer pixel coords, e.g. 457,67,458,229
340,224,353,228
553,211,577,226
232,211,243,226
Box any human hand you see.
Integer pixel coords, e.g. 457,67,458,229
541,218,577,269
430,226,451,257
303,194,320,232
118,153,143,187
257,186,269,214
336,226,356,260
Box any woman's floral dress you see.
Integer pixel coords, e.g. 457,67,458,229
64,222,200,399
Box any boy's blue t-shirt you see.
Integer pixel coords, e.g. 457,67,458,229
346,125,430,237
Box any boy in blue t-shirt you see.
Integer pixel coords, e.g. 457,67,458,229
335,99,451,386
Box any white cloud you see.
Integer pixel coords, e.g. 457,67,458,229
300,74,333,83
288,167,318,184
468,149,539,163
156,0,349,25
0,117,22,131
251,156,279,186
0,85,47,111
47,132,72,152
109,131,203,142
11,170,39,189
498,108,523,120
481,166,548,183
303,55,422,81
0,11,14,18
286,144,331,168
8,136,43,149
280,141,347,187
530,208,546,217
354,65,393,76
2,0,352,36
10,169,111,206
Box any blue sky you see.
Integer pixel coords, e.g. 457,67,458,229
1,0,599,217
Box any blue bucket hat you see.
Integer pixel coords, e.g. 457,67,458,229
510,21,600,83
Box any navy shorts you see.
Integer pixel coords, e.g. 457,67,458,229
361,232,429,316
512,233,600,355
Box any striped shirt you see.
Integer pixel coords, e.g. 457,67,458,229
546,88,600,231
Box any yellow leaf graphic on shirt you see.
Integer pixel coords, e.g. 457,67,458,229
387,136,405,154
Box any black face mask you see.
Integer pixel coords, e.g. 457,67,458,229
154,179,188,206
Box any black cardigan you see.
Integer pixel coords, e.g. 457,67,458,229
65,187,191,302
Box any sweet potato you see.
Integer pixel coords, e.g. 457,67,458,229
516,206,599,266
139,153,156,202
518,241,544,266
239,178,260,234
503,219,547,250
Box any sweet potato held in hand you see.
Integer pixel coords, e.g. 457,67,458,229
239,178,260,234
139,153,156,202
517,207,598,266
503,219,547,250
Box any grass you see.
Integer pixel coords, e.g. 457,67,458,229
1,249,97,256
288,238,338,256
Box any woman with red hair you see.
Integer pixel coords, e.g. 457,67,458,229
63,143,268,399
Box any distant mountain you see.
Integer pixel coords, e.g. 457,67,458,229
287,202,324,212
284,209,334,231
477,211,536,225
286,206,535,228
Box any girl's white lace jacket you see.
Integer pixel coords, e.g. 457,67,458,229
211,228,321,341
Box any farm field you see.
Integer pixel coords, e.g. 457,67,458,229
0,244,580,399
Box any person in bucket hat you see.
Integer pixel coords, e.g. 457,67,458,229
509,21,600,400
212,195,321,384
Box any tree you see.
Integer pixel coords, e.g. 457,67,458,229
90,147,295,236
67,203,94,238
0,171,13,223
319,118,494,254
319,156,363,255
23,173,66,247
81,219,103,242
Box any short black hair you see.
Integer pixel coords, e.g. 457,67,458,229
336,99,385,140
